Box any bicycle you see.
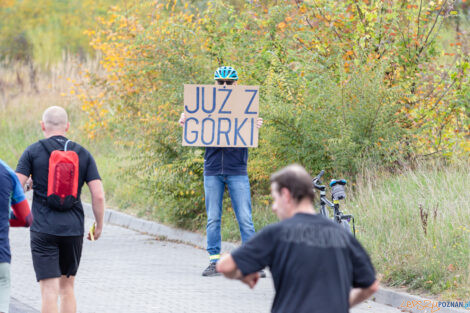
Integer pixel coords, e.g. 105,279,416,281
312,170,356,237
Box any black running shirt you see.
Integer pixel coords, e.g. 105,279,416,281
16,136,100,236
231,213,376,313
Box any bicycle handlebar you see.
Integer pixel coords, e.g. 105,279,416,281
313,170,324,182
312,170,325,191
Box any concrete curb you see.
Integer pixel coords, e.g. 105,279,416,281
84,205,469,313
374,288,469,313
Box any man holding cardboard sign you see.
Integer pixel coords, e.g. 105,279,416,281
179,66,264,277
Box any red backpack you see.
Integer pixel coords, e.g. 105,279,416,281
39,139,79,211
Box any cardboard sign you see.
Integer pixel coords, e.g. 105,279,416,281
182,84,259,147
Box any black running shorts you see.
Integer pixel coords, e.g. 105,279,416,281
30,231,83,282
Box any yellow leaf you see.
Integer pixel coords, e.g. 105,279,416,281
278,22,287,29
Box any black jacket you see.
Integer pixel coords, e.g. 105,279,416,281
204,147,248,176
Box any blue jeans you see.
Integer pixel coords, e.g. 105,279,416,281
204,175,255,261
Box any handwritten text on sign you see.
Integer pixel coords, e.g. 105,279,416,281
182,84,259,147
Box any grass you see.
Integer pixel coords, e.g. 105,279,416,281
349,162,470,300
1,63,468,300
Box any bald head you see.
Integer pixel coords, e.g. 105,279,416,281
42,106,68,131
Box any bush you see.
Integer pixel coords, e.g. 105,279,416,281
76,0,469,227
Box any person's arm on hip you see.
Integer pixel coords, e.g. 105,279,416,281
87,179,105,240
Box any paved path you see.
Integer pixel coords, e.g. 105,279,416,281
9,218,402,313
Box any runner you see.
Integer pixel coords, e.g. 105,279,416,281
217,164,379,313
15,106,105,313
179,66,264,276
0,159,32,313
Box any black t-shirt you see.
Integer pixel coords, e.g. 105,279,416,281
16,136,101,236
231,213,376,313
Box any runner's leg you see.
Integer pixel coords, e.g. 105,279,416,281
40,278,60,313
59,275,76,313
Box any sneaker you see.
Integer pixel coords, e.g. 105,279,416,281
202,262,221,277
259,270,267,278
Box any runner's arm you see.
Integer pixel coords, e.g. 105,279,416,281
217,254,260,289
10,172,32,227
10,199,32,227
217,254,242,279
16,173,28,189
87,179,105,240
349,280,379,308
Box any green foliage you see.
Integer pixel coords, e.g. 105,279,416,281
76,0,468,231
261,55,404,177
0,0,121,67
146,149,206,230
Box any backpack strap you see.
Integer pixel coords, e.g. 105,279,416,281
64,140,80,154
64,140,71,151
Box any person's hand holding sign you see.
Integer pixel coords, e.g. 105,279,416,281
179,113,186,127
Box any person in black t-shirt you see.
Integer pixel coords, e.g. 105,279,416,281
15,106,105,313
217,164,379,313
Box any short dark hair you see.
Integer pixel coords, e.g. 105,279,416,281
270,164,315,203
